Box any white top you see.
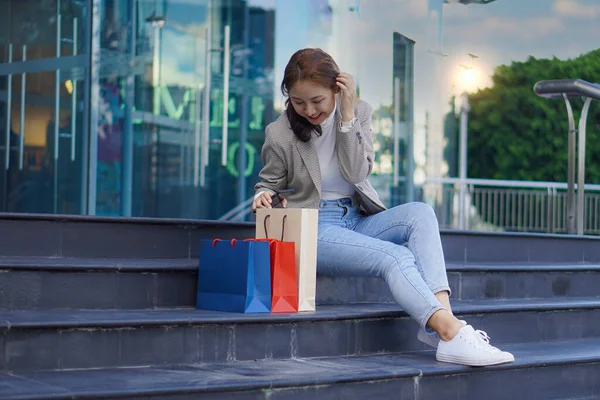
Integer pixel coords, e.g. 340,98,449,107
313,105,356,200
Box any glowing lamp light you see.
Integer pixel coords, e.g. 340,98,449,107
458,66,480,92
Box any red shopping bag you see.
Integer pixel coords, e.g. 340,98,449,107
248,215,298,313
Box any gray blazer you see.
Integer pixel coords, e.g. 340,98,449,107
254,99,386,215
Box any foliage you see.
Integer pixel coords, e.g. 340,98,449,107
467,49,600,183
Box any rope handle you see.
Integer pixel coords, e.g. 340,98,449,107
212,238,237,248
263,214,288,241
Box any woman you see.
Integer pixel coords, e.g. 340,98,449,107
253,48,514,367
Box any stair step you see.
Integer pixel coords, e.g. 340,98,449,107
320,263,600,304
2,299,600,372
0,258,198,310
2,257,600,310
1,338,599,399
0,214,254,259
1,214,600,262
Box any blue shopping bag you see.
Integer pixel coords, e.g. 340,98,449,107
196,239,272,313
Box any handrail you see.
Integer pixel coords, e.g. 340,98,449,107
424,177,600,191
218,196,254,221
533,78,599,235
533,79,600,100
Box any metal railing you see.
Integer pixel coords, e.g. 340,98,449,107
423,178,600,235
533,79,600,234
220,178,600,235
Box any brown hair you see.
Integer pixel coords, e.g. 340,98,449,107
281,48,340,142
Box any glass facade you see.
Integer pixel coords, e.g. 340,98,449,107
1,0,599,221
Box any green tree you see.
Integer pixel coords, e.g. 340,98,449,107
467,49,600,183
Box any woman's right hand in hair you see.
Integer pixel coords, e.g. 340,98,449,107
252,191,287,211
336,72,357,122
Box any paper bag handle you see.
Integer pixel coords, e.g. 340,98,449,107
212,238,237,248
263,214,287,241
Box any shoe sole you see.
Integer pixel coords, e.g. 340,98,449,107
436,353,515,367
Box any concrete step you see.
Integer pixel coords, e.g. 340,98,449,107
320,263,600,304
0,258,197,310
2,257,600,310
1,214,599,262
0,338,598,399
2,298,600,372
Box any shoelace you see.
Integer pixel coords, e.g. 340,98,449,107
476,330,490,343
474,329,501,352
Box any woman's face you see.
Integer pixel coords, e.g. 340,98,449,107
289,80,336,125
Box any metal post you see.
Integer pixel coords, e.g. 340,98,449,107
405,43,415,203
458,91,470,230
5,44,12,171
121,1,136,217
194,82,202,187
576,97,593,235
563,94,576,234
71,17,78,161
18,45,26,171
237,7,250,207
152,22,162,115
200,22,212,187
54,14,62,163
221,25,230,167
87,0,102,215
393,77,400,190
53,12,62,214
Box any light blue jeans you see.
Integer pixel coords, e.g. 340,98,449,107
317,197,451,330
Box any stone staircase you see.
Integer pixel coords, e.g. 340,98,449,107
0,214,599,399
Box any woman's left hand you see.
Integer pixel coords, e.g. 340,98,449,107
336,72,356,122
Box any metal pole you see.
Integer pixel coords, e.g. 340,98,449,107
194,82,201,186
152,24,161,115
221,25,230,166
71,17,78,161
53,13,62,214
393,77,400,189
80,3,91,215
200,22,212,187
5,44,12,171
87,0,102,215
121,1,136,217
54,14,62,162
458,91,469,230
237,6,250,207
405,43,415,203
563,94,576,234
576,97,593,235
18,45,26,171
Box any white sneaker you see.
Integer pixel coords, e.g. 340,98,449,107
417,320,467,349
436,325,515,367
